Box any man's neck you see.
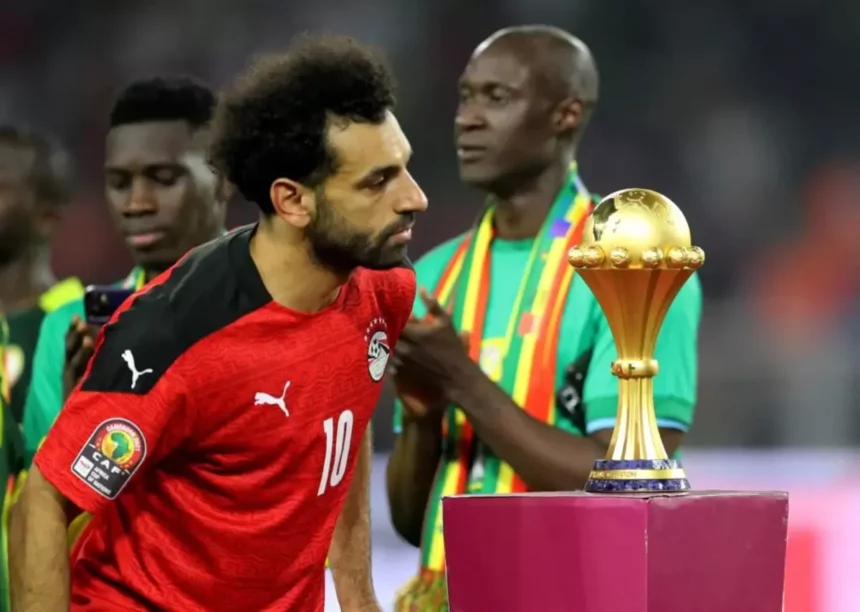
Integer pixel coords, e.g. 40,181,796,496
490,156,573,241
0,249,57,313
250,221,345,313
142,268,163,284
141,227,229,283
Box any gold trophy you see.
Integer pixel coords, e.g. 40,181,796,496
568,189,704,492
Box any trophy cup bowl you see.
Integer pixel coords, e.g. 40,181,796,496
568,188,704,492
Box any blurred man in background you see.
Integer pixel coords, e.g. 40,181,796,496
386,25,702,609
0,126,79,612
22,76,229,468
0,126,81,428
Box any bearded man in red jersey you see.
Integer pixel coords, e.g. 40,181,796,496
10,34,426,612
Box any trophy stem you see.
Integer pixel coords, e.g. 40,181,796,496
606,377,667,461
584,360,690,493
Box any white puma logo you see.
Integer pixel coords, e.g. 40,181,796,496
254,380,290,417
121,350,153,390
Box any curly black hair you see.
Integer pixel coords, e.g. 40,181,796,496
0,125,73,207
109,76,216,130
209,33,397,214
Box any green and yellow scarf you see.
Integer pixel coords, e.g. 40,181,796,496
396,165,595,611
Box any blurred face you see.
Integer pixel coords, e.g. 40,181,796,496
0,143,44,265
455,42,557,190
304,111,428,272
105,121,225,272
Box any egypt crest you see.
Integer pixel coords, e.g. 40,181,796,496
364,317,390,383
71,418,147,499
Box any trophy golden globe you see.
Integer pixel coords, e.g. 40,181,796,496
568,188,704,492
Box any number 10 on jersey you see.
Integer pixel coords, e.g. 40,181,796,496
317,410,354,496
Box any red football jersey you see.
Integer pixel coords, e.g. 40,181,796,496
35,226,415,611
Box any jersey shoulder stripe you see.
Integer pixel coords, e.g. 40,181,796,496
81,225,271,397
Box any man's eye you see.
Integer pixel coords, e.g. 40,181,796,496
106,174,129,190
366,174,390,191
153,170,181,186
488,89,509,104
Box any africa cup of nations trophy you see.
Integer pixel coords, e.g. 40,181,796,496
568,188,704,492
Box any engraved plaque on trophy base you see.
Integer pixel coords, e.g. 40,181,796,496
585,459,691,492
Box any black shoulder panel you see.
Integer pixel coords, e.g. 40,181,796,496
81,226,271,395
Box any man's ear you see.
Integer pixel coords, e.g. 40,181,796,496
211,175,232,226
215,174,234,203
552,98,583,135
270,178,314,228
33,201,62,242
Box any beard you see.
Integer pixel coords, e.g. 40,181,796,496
305,190,411,274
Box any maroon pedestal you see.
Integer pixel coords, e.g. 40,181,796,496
442,491,788,612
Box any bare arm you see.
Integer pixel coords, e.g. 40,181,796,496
328,429,378,610
9,465,72,612
385,408,443,547
448,360,684,491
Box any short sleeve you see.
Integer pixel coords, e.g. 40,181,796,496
582,273,702,434
33,304,193,515
22,305,75,464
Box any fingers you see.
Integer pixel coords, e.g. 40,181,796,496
65,316,86,361
65,316,96,380
387,353,402,377
418,287,448,320
399,392,429,418
69,336,94,380
458,331,470,349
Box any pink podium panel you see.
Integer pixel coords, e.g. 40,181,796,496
443,491,788,612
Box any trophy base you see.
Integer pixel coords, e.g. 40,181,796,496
585,459,690,492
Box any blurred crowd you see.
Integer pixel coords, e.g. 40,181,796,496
3,0,860,449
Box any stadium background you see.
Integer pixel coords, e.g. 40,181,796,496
3,1,860,610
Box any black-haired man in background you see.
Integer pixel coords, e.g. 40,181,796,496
23,75,230,466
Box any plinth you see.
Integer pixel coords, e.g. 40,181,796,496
443,491,788,612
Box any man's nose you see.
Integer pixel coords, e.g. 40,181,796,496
124,178,157,215
455,104,486,131
398,172,428,214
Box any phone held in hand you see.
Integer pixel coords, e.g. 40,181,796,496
84,285,135,326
